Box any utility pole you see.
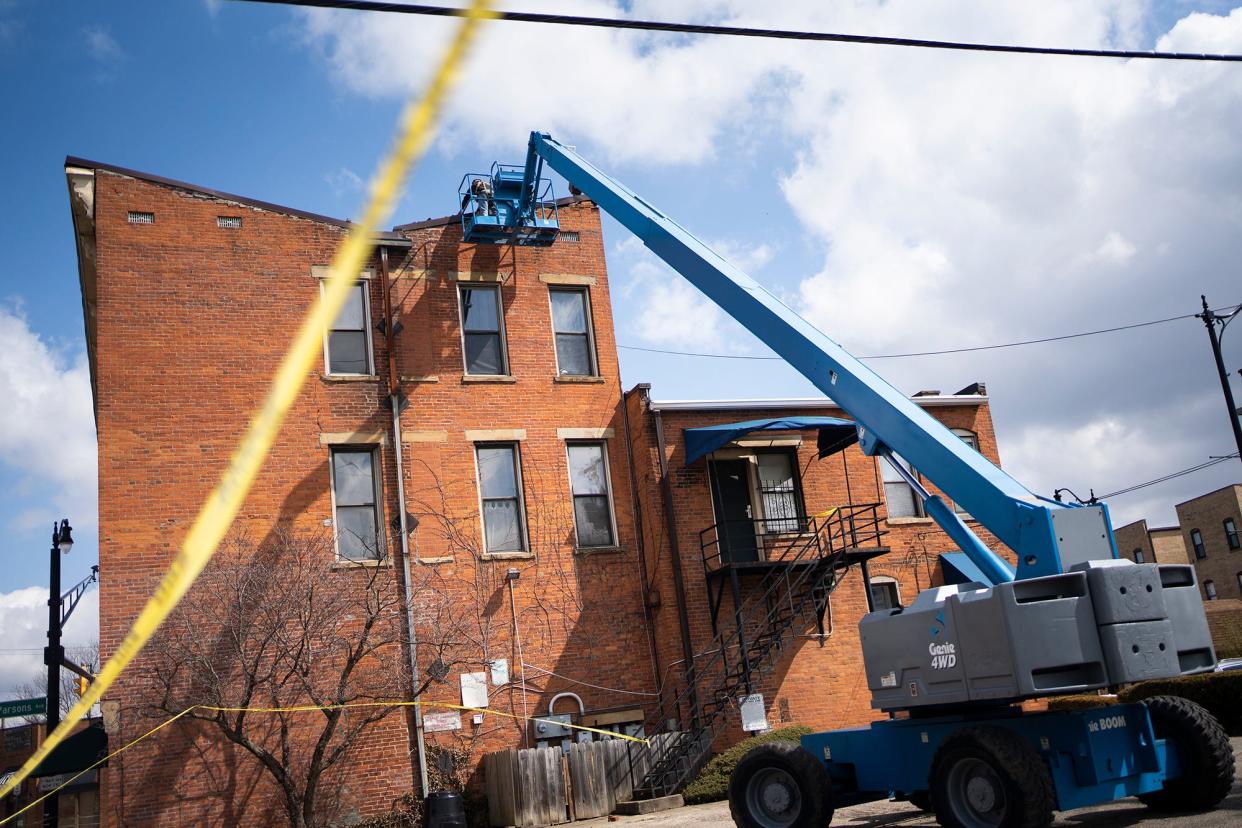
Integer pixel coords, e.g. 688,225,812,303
43,519,73,828
1198,296,1242,462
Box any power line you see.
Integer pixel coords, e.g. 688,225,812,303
1096,453,1240,500
234,0,1242,62
619,308,1225,362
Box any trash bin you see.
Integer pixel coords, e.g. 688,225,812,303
425,790,467,827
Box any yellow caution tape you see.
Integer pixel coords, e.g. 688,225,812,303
0,0,494,803
0,699,649,826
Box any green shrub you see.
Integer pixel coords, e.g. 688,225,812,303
1118,670,1242,735
1046,694,1117,712
681,725,814,805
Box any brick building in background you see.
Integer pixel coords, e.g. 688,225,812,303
67,158,1009,826
1175,484,1242,602
1112,519,1189,566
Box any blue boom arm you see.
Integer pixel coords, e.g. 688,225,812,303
525,131,1116,584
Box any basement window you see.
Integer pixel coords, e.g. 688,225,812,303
217,216,242,229
869,576,901,610
330,447,383,561
127,211,154,224
558,230,580,242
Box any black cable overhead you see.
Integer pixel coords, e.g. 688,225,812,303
618,307,1238,361
1096,453,1240,500
232,0,1242,62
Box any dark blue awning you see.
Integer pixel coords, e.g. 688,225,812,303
683,416,858,466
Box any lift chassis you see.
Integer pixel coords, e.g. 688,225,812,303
472,132,1235,827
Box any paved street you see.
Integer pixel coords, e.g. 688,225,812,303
582,738,1242,828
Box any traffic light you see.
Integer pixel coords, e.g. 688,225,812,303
74,675,89,698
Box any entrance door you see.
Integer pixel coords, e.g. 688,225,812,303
710,459,759,563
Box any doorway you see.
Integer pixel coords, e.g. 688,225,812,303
709,459,759,563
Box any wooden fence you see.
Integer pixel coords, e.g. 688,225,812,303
484,734,677,827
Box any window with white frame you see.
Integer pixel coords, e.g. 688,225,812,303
881,455,924,519
566,442,616,547
459,285,508,375
869,576,901,610
330,446,383,561
756,452,802,534
1191,528,1206,559
1134,548,1145,564
949,429,979,515
549,287,598,376
476,443,527,553
325,281,373,375
1205,579,1218,601
1225,518,1240,550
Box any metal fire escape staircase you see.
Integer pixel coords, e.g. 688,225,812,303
628,505,888,800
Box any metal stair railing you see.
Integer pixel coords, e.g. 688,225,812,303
624,504,885,799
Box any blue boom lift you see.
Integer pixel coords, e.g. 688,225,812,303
463,132,1234,828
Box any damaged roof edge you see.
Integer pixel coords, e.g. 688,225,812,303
63,156,409,245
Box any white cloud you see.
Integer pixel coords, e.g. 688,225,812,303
298,1,1242,524
83,25,123,64
324,166,364,197
0,308,97,531
0,585,97,700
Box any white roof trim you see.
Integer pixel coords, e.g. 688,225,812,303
648,395,987,411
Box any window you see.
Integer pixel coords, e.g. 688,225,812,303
330,447,383,561
756,452,802,533
476,444,527,553
325,281,373,375
869,577,901,611
459,285,508,375
1204,579,1217,601
1191,528,1206,559
1134,548,1145,564
1225,518,1240,550
549,288,597,376
566,442,616,547
881,455,925,519
1237,572,1242,593
949,429,979,515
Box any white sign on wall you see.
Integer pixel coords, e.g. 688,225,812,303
489,659,510,686
461,671,489,709
423,711,462,733
740,694,768,732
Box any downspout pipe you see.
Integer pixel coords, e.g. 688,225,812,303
652,399,700,724
381,246,430,796
620,386,663,702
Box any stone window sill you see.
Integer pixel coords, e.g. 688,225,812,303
462,374,517,384
554,375,606,384
417,556,454,566
885,516,935,526
321,374,379,383
482,551,535,561
401,375,440,384
330,558,392,570
575,546,626,556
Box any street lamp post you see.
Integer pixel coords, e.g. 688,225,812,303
1198,296,1242,463
43,518,73,828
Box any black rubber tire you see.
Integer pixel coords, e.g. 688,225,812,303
929,726,1054,828
728,741,834,828
1137,695,1234,812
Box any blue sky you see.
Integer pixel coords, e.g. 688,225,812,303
2,0,1242,694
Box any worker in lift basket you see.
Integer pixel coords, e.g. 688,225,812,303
468,177,494,216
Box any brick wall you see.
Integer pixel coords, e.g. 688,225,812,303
86,168,656,826
1175,485,1242,601
624,389,1011,746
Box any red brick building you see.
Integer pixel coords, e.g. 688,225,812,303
66,158,1008,825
